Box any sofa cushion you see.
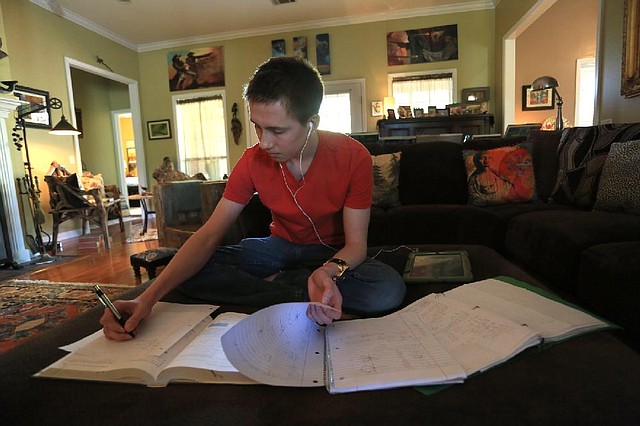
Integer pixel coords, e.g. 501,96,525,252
397,142,468,205
578,241,640,340
593,140,640,214
527,130,562,202
372,152,401,208
550,123,640,208
383,204,500,247
504,209,640,293
462,144,537,206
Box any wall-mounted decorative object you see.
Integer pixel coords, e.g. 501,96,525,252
147,119,172,140
293,36,308,59
272,39,286,57
231,103,243,145
621,0,640,98
522,85,555,110
387,24,458,66
462,87,490,104
13,85,52,129
0,37,8,60
316,33,331,74
74,108,83,138
371,101,383,117
167,46,225,92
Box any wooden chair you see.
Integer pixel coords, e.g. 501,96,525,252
104,184,125,232
44,175,116,255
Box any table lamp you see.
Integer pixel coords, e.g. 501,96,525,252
531,76,563,131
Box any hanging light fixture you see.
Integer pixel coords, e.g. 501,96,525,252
48,97,81,136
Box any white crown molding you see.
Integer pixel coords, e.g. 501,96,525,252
31,0,495,53
30,0,138,51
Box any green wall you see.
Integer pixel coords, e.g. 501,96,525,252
71,68,129,186
139,9,495,178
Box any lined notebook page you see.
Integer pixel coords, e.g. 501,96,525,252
446,279,609,342
400,294,540,374
221,303,325,387
325,311,466,394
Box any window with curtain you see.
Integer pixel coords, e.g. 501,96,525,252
174,93,228,180
390,72,454,110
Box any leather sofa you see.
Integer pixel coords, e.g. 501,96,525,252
154,124,640,347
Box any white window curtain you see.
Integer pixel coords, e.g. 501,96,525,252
175,95,228,180
392,73,453,110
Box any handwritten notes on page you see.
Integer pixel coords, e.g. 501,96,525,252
221,303,326,387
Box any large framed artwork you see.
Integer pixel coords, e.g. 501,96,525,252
13,85,52,129
168,46,225,92
621,0,640,98
387,24,458,66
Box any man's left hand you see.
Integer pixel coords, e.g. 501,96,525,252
307,268,342,325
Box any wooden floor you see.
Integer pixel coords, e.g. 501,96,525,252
12,214,159,287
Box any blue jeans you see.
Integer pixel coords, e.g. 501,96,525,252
178,237,406,316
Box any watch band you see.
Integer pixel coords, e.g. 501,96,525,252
323,258,349,282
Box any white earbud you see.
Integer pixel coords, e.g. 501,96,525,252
306,121,314,139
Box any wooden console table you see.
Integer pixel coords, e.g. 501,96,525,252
378,114,494,137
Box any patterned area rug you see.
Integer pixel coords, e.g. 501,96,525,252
0,279,132,354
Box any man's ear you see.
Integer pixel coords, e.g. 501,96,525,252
308,115,320,133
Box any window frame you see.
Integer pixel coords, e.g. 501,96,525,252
387,68,458,110
171,88,229,179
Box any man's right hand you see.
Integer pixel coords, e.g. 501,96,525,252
99,298,152,341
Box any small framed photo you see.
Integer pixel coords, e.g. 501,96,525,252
371,101,383,117
522,85,555,110
413,107,424,118
436,108,449,116
14,85,52,129
397,105,412,118
428,106,437,117
448,103,463,116
403,250,473,284
147,119,172,140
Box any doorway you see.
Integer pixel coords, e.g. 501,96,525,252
63,57,146,201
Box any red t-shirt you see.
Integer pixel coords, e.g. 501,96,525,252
223,131,373,245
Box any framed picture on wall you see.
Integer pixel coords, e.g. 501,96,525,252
147,119,172,140
522,85,555,110
13,85,52,129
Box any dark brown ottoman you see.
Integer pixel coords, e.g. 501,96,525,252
130,247,178,279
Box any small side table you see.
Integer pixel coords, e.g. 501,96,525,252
128,193,155,235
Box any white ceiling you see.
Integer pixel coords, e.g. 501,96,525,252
31,0,495,52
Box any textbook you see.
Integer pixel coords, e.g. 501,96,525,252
35,303,256,387
221,278,610,394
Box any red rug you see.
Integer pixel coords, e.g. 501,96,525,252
0,279,132,354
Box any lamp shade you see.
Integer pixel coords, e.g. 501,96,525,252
49,115,81,136
531,76,559,91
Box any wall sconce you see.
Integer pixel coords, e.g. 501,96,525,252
531,76,564,131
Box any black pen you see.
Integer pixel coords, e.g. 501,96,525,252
94,285,135,338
